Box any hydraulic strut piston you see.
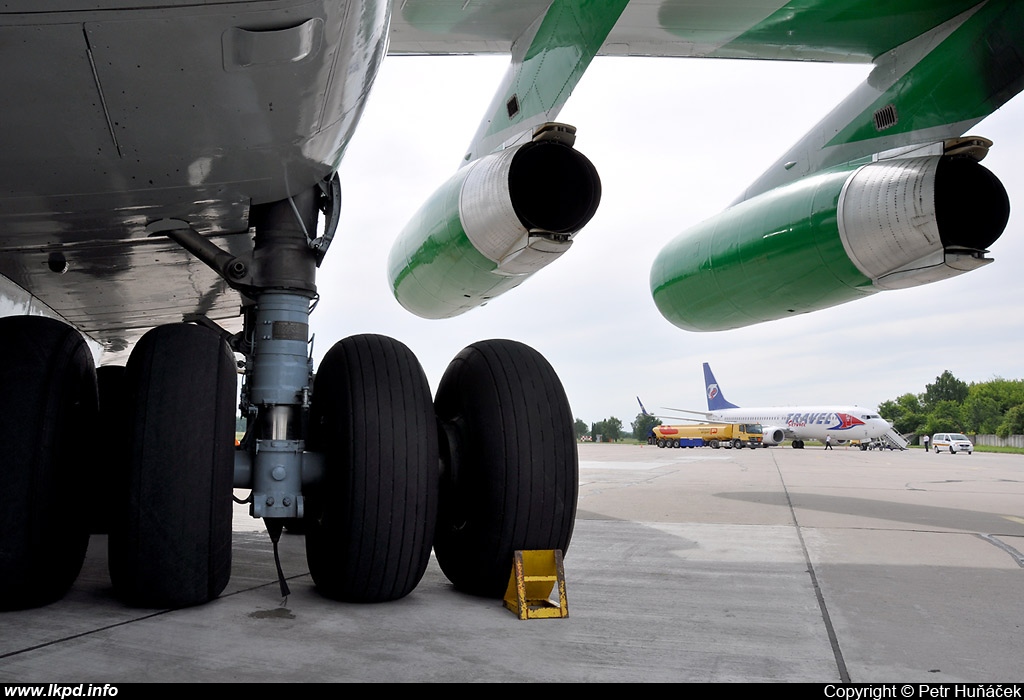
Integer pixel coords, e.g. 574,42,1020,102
242,190,325,520
248,292,314,519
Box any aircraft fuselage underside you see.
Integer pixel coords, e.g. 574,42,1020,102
0,0,386,358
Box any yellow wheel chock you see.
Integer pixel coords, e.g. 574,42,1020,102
502,549,568,620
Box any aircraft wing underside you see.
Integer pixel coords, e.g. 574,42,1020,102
387,0,979,63
1,0,1021,355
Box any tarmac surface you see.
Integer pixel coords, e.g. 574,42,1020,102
2,443,1023,683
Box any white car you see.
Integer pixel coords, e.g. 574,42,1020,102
931,432,974,454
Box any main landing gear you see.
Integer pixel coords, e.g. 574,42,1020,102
304,334,438,603
434,339,577,598
108,323,236,607
0,179,578,609
0,316,96,609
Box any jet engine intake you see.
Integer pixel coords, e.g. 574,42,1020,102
762,427,786,445
388,135,601,319
838,155,1008,290
651,146,1008,332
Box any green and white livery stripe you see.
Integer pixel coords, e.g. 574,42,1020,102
464,0,629,162
738,0,1023,201
388,138,600,319
650,164,874,332
706,0,982,62
824,0,1023,147
388,165,508,319
650,151,1008,332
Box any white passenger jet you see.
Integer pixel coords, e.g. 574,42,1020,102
672,364,893,449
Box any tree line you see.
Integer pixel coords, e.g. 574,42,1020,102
574,370,1024,444
878,370,1024,438
575,417,626,441
574,414,660,441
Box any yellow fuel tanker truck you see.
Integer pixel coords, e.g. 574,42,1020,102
651,423,764,449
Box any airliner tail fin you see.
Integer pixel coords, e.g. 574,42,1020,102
703,362,739,411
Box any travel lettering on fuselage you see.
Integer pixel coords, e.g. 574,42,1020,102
786,412,864,427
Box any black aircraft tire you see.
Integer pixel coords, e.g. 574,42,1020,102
109,324,235,608
305,335,438,603
434,339,577,598
0,316,97,610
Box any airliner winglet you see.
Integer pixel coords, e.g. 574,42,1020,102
636,396,652,417
637,396,703,422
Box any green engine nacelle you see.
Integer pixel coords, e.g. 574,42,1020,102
651,151,1009,331
389,136,600,319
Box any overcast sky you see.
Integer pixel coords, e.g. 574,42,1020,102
309,55,1024,427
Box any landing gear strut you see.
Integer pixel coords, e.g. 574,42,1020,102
1,178,579,608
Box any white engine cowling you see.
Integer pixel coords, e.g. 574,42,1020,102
837,153,1009,290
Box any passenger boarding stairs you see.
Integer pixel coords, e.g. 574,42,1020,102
878,428,909,450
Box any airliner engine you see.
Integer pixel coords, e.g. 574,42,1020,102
651,144,1009,332
762,427,786,445
388,128,601,319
